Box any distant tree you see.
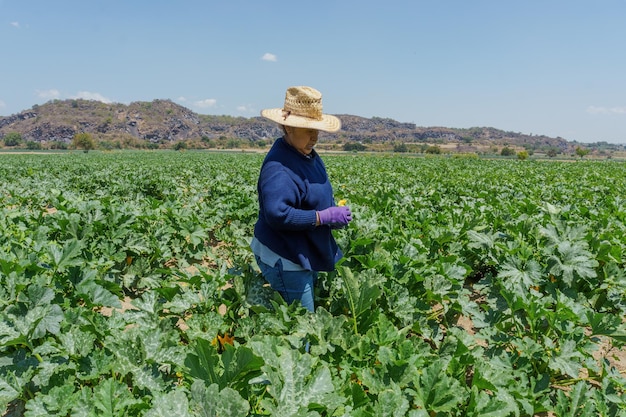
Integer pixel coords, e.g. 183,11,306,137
501,147,516,156
546,148,558,158
3,132,23,147
575,146,590,159
226,139,239,149
50,141,68,150
523,145,535,156
393,143,408,153
98,140,115,151
517,150,529,160
26,141,42,150
344,142,366,152
425,145,441,154
173,141,188,151
72,132,96,153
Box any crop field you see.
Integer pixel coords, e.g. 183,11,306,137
1,151,626,416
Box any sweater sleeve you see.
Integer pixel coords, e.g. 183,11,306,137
258,161,318,231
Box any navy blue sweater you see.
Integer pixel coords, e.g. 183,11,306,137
253,137,341,271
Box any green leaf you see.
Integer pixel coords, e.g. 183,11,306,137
0,373,21,410
131,290,159,315
359,340,422,395
586,311,626,343
366,313,407,347
371,382,409,417
148,336,186,371
31,304,64,339
337,266,384,334
467,229,502,251
93,377,142,417
555,381,596,417
0,319,25,347
144,389,191,417
76,348,114,383
131,365,168,393
48,239,84,272
23,384,76,417
220,344,264,390
184,338,220,386
548,241,598,287
295,308,349,356
58,326,97,358
12,285,64,340
252,343,343,416
497,257,542,292
69,386,97,417
75,278,121,308
548,339,584,378
180,223,208,247
23,397,49,417
412,360,465,413
471,355,516,393
190,381,250,417
465,386,519,417
20,285,54,308
384,282,419,327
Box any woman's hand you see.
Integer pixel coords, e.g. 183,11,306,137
317,206,352,228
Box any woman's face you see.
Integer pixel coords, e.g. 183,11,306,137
284,126,319,155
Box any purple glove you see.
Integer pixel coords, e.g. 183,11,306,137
317,206,352,228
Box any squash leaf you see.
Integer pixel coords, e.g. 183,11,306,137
337,266,384,334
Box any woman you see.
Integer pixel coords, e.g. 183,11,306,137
251,86,352,312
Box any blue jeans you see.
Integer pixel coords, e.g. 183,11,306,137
255,255,317,312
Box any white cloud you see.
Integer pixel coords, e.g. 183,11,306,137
194,99,217,109
72,91,112,103
177,96,187,102
36,89,113,104
0,100,6,109
587,106,626,115
37,89,61,100
236,105,256,114
10,21,20,28
261,53,277,62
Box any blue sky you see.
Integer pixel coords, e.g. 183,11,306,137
1,0,625,143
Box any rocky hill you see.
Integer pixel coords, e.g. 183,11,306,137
0,99,276,144
0,98,618,154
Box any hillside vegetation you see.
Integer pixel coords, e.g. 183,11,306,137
1,99,624,156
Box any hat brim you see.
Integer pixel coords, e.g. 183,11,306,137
261,108,341,133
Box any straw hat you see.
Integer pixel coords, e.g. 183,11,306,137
261,86,341,133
